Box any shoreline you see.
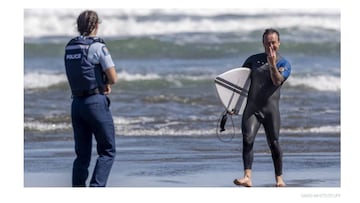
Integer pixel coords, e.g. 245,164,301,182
25,136,340,187
25,165,340,187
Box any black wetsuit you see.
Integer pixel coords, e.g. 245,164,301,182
242,52,291,176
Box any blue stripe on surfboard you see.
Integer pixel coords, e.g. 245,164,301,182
214,77,248,97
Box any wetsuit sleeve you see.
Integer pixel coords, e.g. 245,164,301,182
277,58,291,80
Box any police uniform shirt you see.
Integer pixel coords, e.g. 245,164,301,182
87,41,115,71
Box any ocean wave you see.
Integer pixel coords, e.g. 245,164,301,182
118,70,161,81
281,125,341,134
24,9,339,39
24,121,72,132
23,70,213,89
24,72,67,89
24,115,340,136
287,75,340,92
23,71,163,89
24,70,340,92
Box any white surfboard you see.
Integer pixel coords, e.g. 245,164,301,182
214,67,251,115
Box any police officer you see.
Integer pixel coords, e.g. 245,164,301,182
233,28,291,187
64,10,118,187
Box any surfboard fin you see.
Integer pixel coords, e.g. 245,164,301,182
220,112,228,132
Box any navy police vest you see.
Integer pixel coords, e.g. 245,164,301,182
64,36,106,96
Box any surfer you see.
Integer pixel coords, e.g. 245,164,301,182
233,28,291,187
64,10,118,187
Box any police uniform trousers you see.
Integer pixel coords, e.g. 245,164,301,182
71,94,116,187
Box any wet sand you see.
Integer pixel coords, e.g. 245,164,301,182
24,136,340,187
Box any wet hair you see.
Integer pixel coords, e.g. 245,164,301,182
77,10,99,36
262,28,280,43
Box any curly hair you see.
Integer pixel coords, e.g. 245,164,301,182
77,10,99,36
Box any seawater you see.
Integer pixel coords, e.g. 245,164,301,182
24,9,340,154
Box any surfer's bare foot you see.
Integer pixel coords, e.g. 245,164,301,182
233,177,252,187
275,175,286,187
234,169,252,187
